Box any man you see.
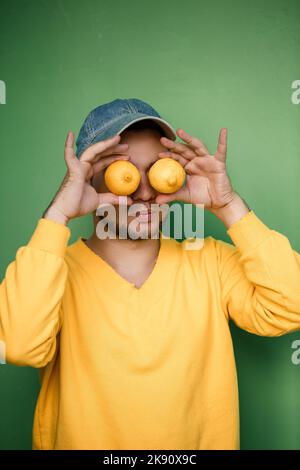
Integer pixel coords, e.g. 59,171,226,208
1,98,300,450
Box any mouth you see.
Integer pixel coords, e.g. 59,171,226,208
135,209,153,222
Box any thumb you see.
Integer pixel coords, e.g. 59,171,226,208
98,193,133,206
64,130,77,169
155,189,185,204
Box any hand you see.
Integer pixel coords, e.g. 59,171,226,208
155,128,235,208
155,128,249,228
43,131,132,225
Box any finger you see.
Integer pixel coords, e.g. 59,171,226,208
98,193,133,206
215,128,227,162
90,144,129,166
159,137,198,161
175,128,210,156
92,155,130,176
155,186,188,204
185,156,219,176
80,134,123,163
184,159,207,176
64,131,77,167
97,143,129,158
157,152,189,167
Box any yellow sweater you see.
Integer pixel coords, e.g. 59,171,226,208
1,211,300,450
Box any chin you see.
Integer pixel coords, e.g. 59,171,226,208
138,221,161,240
123,219,161,240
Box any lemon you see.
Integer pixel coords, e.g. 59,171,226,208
148,158,185,194
104,160,141,196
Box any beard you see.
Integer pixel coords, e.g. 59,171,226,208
95,213,163,241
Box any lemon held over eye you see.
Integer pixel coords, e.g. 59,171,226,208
104,160,141,196
148,157,185,194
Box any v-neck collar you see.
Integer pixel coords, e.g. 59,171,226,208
70,232,182,303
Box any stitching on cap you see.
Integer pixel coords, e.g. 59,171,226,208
87,114,96,140
127,100,137,113
88,114,128,145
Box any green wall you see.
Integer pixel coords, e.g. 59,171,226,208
0,0,300,449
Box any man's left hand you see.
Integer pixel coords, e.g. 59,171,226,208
155,128,250,228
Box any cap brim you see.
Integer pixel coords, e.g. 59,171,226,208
76,113,177,158
117,115,177,141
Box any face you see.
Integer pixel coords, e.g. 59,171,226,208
92,128,170,240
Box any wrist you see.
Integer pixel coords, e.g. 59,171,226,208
210,193,250,229
43,205,70,226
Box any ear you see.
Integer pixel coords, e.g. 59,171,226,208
91,172,102,191
91,170,106,193
91,175,96,188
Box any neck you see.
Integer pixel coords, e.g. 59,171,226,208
84,230,161,288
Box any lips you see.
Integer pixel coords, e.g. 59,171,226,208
136,209,153,222
137,210,152,215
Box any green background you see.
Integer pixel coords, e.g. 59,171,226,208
1,0,300,450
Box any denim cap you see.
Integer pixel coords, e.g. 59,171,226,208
75,98,177,158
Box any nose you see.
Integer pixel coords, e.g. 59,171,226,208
131,170,156,202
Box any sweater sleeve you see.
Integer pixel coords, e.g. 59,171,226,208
217,211,300,336
0,218,70,367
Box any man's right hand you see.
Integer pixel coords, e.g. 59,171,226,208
43,131,131,225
